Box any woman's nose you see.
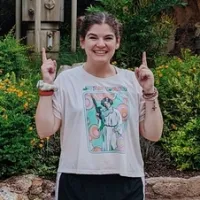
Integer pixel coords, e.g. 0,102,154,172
96,38,106,47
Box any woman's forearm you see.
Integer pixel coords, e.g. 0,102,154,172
142,98,163,141
35,96,60,138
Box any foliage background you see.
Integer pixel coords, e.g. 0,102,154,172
153,49,200,170
0,0,200,180
86,0,186,67
0,32,60,178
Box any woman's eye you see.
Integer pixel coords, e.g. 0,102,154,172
105,37,113,40
89,37,97,40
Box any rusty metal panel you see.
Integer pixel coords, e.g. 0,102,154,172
27,30,60,52
22,0,64,22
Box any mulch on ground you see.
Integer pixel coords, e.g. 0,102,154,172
145,161,200,178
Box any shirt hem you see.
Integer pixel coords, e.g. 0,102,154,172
57,169,144,178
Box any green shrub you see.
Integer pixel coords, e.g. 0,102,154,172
0,30,30,78
0,73,38,178
58,35,86,66
165,118,200,170
87,0,186,67
0,72,61,178
32,134,60,179
0,30,61,178
154,49,200,170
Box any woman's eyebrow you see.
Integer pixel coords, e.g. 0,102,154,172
87,33,97,37
87,33,115,37
105,35,114,37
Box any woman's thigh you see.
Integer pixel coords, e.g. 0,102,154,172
56,173,145,200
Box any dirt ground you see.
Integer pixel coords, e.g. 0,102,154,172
145,161,200,178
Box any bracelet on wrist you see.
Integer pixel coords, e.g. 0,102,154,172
142,87,158,111
38,90,54,96
36,80,58,91
142,87,158,100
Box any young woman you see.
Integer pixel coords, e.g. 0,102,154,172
35,12,163,200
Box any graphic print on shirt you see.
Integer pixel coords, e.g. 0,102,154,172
83,86,129,153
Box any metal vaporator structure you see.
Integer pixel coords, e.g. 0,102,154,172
22,0,64,58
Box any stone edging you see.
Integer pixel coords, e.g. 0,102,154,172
1,175,200,200
146,176,200,200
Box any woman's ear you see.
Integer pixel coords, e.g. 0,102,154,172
80,37,85,49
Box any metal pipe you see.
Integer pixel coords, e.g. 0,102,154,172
35,0,41,53
15,0,21,39
71,0,77,52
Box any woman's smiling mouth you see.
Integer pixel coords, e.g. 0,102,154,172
93,50,108,55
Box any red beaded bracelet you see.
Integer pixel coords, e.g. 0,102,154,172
38,90,54,96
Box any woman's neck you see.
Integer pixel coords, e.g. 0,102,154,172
84,61,116,78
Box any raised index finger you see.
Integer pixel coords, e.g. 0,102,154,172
142,51,147,66
42,47,47,63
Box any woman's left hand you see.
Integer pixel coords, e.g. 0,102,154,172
135,52,154,93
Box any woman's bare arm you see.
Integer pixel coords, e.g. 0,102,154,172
35,96,61,138
35,48,61,139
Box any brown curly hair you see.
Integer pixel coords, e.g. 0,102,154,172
77,12,122,39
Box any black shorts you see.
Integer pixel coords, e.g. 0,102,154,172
56,173,145,200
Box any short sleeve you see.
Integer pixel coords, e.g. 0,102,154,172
139,93,145,122
129,70,145,122
52,74,63,119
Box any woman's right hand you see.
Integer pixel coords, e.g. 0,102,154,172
41,48,57,84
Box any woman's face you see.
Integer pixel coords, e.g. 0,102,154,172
80,23,120,64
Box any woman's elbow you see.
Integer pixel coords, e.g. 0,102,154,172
35,117,61,139
36,129,54,139
141,129,163,142
147,134,162,142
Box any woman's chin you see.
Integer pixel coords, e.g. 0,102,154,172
92,56,110,63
